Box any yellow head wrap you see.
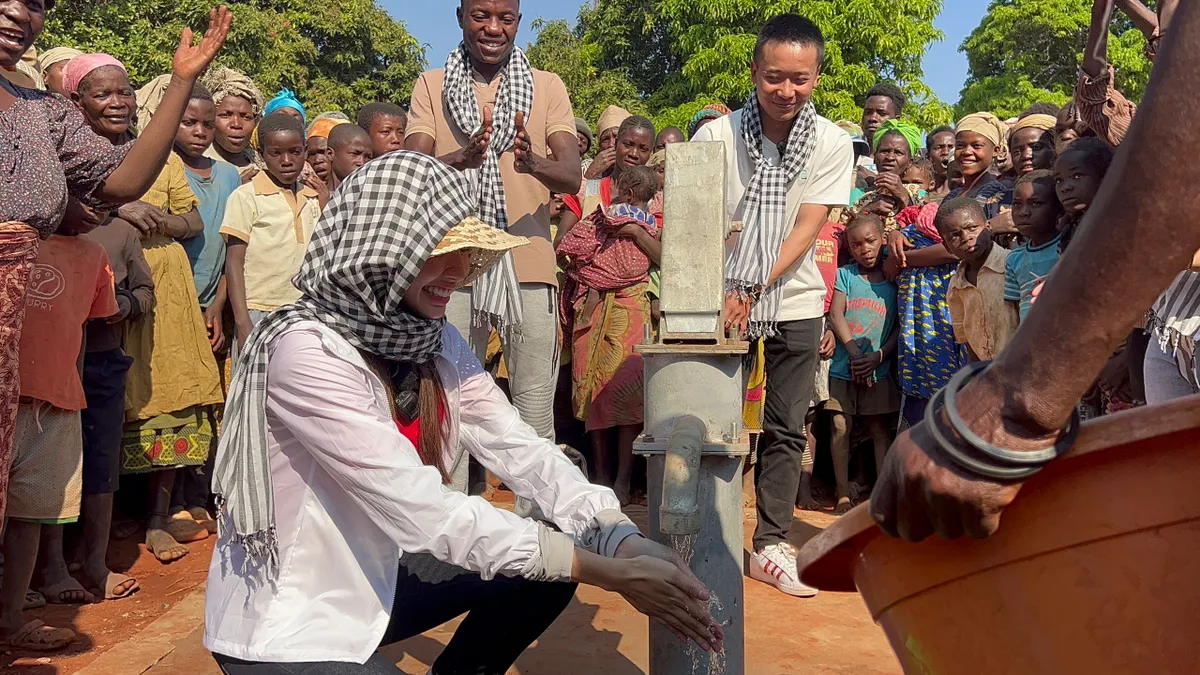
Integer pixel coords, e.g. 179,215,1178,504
956,112,1010,163
1009,114,1057,135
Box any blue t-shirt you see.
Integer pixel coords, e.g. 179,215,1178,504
183,161,242,307
1005,232,1063,321
832,264,898,382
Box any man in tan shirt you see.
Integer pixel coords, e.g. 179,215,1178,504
405,0,582,445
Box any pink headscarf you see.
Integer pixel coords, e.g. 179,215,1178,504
62,53,126,96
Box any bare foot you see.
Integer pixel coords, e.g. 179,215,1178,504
82,563,138,600
614,481,632,507
166,510,210,543
145,529,190,563
38,576,95,605
187,507,218,535
796,487,822,511
834,496,854,515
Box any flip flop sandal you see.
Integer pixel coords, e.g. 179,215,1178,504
24,589,45,610
8,620,74,651
90,573,139,601
38,578,95,605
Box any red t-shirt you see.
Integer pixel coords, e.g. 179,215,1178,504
20,234,118,410
814,221,844,315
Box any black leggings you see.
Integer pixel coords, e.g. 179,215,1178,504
213,553,577,675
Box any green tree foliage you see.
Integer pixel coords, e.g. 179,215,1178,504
957,0,1151,119
547,0,952,134
38,0,425,113
525,19,648,127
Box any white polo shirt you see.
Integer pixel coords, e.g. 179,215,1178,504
694,110,854,322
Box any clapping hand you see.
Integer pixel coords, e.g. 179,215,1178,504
513,111,539,175
172,6,232,82
459,106,493,170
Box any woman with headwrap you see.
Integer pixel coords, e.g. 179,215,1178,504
263,87,305,124
0,4,229,649
583,104,631,181
846,119,924,229
302,112,350,184
35,46,79,96
205,152,721,673
688,102,732,139
1008,113,1058,177
66,53,225,564
201,67,265,181
884,112,1014,426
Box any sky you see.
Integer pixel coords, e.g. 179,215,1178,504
385,0,993,104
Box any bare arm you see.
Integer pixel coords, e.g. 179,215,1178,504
902,243,959,268
554,209,581,247
829,290,861,358
1115,0,1159,39
1084,0,1118,78
225,240,252,344
97,8,230,202
873,0,1200,541
159,208,204,240
627,227,662,266
767,204,832,286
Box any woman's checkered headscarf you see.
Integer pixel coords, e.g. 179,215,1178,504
214,151,474,581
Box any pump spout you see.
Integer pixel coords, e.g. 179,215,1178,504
659,416,705,535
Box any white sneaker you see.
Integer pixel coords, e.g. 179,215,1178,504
749,543,819,598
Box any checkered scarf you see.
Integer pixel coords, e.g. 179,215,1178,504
443,43,533,341
214,152,474,581
728,92,819,338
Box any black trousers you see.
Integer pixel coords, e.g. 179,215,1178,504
753,318,823,551
213,553,578,675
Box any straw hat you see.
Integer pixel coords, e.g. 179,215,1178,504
433,216,529,286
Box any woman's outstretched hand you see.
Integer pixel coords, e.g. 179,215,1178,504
173,6,233,82
575,542,723,652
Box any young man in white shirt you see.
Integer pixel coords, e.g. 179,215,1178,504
693,14,853,598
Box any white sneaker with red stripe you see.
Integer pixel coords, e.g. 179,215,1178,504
749,543,818,598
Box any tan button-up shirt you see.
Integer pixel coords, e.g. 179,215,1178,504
947,243,1018,361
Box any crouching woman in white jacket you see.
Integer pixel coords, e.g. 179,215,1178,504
204,152,722,675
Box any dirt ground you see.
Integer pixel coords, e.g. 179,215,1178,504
6,500,901,675
4,528,215,674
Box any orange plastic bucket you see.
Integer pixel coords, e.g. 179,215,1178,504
797,396,1200,674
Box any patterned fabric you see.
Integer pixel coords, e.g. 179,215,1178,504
571,282,650,430
0,79,131,238
215,152,475,580
0,222,40,522
121,405,216,473
1148,271,1200,353
557,204,658,342
442,44,533,340
946,180,1012,221
896,226,968,399
730,91,820,338
688,103,731,138
203,68,265,115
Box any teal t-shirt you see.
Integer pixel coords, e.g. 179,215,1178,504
831,265,899,382
1005,232,1063,321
